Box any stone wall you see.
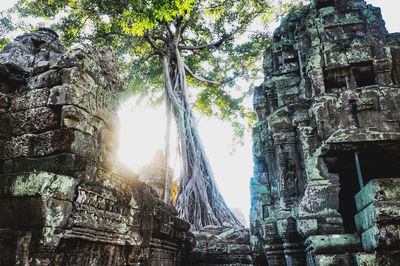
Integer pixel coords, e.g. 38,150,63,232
0,28,193,265
251,0,400,265
138,149,173,199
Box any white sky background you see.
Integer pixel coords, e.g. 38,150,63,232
1,1,399,227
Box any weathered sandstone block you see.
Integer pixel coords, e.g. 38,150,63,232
251,0,400,265
0,28,193,265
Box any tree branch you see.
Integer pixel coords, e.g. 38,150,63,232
198,0,241,11
153,35,167,43
191,49,214,59
178,26,244,51
184,64,222,86
165,21,173,38
174,17,183,45
180,8,198,35
144,32,164,55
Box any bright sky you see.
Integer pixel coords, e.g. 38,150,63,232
117,97,253,226
1,0,399,227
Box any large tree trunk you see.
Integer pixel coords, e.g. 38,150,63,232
162,94,172,203
161,44,242,231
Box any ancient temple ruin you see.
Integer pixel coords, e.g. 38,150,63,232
0,28,194,265
0,28,253,265
2,0,400,265
251,0,400,265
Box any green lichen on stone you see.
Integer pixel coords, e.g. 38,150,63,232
129,195,138,209
251,0,400,263
297,218,318,236
306,234,361,254
13,172,54,196
12,172,79,201
354,252,376,266
44,199,73,228
217,227,235,240
355,178,400,211
361,225,379,252
316,255,338,266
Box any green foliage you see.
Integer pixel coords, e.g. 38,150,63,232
18,0,195,36
0,13,14,49
121,0,195,35
15,0,304,143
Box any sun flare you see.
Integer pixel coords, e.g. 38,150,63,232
117,97,251,226
117,98,167,171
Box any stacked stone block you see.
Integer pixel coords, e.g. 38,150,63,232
251,0,400,265
354,179,400,263
0,28,193,265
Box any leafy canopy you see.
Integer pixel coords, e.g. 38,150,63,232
15,0,306,140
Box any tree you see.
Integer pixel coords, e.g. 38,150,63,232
0,12,15,49
16,0,304,230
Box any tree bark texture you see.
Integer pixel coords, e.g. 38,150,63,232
161,44,242,231
163,95,172,203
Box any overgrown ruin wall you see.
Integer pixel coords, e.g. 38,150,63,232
0,28,194,265
251,0,400,265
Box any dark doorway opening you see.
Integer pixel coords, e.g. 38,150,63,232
316,0,335,10
325,152,359,233
325,141,400,233
351,62,377,87
273,52,283,72
324,69,348,93
355,142,400,183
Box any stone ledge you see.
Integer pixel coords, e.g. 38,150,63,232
304,234,362,255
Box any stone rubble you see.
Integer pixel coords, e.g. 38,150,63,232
188,225,253,265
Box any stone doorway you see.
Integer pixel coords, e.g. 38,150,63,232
325,141,400,233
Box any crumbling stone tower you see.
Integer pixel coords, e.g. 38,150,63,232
0,28,193,265
251,0,400,265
